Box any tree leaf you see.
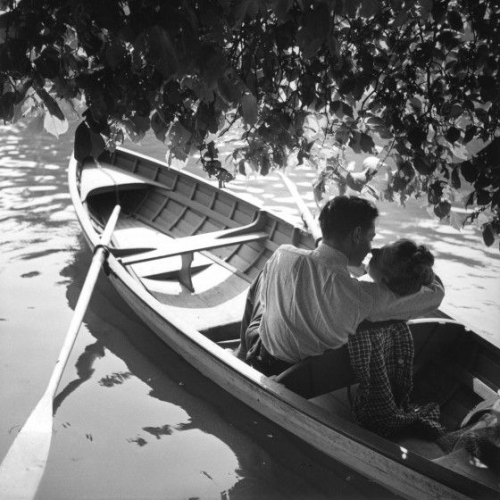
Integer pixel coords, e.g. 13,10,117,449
335,126,350,145
451,167,461,189
445,126,460,143
241,92,258,126
359,0,382,18
105,40,127,70
414,153,434,174
297,29,323,59
169,121,192,148
90,130,106,158
0,92,15,121
261,153,271,176
43,111,69,137
331,100,343,118
349,131,362,154
478,75,497,102
34,85,65,121
418,0,433,17
460,160,477,183
74,122,92,162
434,200,451,219
447,10,463,31
233,0,251,24
463,125,477,144
428,181,444,204
476,190,491,206
34,46,60,79
391,10,409,28
308,2,330,42
148,26,178,79
366,116,386,127
409,97,423,112
303,114,320,140
345,0,360,16
482,224,495,247
342,103,353,117
408,126,426,147
273,0,294,21
360,133,375,153
448,103,463,118
151,111,168,142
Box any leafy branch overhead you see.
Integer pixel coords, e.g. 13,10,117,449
0,0,499,247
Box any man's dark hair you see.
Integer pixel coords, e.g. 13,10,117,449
319,196,379,240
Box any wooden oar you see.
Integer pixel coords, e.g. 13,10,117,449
0,205,121,500
276,171,322,242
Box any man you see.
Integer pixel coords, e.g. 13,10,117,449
236,195,445,375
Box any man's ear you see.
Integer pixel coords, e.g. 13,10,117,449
352,226,361,244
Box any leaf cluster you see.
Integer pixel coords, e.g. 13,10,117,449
1,0,499,247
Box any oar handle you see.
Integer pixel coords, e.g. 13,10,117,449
277,171,322,243
45,205,121,399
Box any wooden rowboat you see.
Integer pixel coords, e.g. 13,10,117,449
68,147,500,500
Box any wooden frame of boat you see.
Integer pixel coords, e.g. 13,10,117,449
68,147,500,500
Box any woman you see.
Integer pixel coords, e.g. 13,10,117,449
351,238,444,437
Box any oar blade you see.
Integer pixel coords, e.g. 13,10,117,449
0,394,53,500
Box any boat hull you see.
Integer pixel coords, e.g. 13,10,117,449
69,148,499,500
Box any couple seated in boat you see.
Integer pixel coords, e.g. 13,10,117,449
236,195,446,439
236,195,444,376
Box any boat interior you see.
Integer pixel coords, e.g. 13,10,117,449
207,319,500,492
80,152,500,494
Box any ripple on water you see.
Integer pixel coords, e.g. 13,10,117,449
0,159,38,168
28,185,59,192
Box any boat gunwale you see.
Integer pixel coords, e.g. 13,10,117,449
68,149,499,500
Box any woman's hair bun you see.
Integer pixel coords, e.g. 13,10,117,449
412,245,434,267
384,239,435,295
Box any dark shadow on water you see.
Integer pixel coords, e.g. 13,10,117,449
142,424,174,439
53,341,106,413
98,371,132,387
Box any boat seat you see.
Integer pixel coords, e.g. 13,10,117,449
118,228,268,292
274,346,355,399
309,386,355,420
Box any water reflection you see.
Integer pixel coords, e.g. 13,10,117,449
53,341,106,413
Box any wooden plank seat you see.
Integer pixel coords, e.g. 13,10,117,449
118,228,268,292
274,345,355,399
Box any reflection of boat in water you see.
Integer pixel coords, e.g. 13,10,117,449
69,147,500,500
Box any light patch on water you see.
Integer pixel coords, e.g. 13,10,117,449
31,204,67,214
0,169,25,178
28,185,58,192
0,159,38,168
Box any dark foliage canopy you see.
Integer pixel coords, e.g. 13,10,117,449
1,0,499,247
